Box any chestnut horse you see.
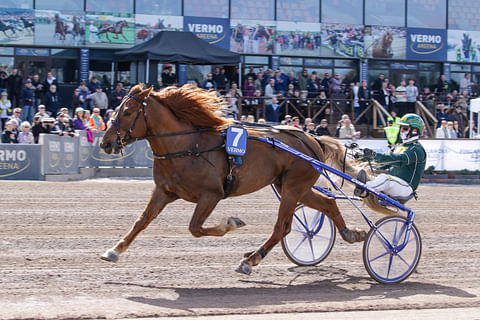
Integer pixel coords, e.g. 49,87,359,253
100,84,376,275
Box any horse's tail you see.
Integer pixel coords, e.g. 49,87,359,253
313,135,396,215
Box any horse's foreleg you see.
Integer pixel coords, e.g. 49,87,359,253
237,193,298,275
189,195,245,237
299,188,366,243
101,187,176,263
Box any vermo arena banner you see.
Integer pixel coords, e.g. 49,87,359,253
0,144,42,180
406,28,447,61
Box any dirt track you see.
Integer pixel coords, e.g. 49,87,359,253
0,180,479,319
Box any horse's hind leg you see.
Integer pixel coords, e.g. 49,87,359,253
188,195,246,237
237,186,299,275
299,188,366,243
101,186,176,263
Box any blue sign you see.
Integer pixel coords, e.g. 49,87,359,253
444,62,451,82
226,127,247,156
271,56,280,70
407,28,447,61
303,58,333,67
178,64,188,85
15,48,49,56
80,48,90,82
390,62,418,70
184,16,230,50
360,59,368,82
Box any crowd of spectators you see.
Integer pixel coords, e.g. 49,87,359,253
0,67,125,144
1,64,479,145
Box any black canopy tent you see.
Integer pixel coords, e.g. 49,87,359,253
114,31,241,84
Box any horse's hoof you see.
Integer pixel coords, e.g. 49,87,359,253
100,248,119,263
354,228,367,242
340,227,357,244
243,250,255,258
227,217,246,228
235,261,252,275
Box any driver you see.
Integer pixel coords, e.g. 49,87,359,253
354,113,427,201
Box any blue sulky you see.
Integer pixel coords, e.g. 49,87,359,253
261,136,421,284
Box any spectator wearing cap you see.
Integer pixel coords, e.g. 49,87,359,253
43,84,60,116
31,114,42,143
104,108,115,125
161,65,176,86
89,107,106,132
110,82,126,108
87,76,99,93
35,104,48,119
9,107,22,128
73,107,87,130
0,90,12,131
56,113,75,137
20,79,35,123
88,85,109,116
315,119,331,136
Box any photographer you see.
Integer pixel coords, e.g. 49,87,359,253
56,113,75,137
39,117,60,136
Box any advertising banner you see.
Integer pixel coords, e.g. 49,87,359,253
447,29,480,63
0,144,42,180
0,8,34,45
86,132,153,168
340,139,480,171
135,14,182,44
275,21,321,57
184,16,230,50
79,48,89,82
406,28,447,61
41,134,79,175
230,19,276,54
85,12,135,48
364,26,406,59
320,23,364,58
35,10,85,46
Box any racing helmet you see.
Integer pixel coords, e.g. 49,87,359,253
398,113,425,135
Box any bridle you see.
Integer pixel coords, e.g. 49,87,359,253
114,93,150,151
113,92,218,156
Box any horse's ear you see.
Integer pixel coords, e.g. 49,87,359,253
138,86,153,100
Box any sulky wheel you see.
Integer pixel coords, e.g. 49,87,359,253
363,215,422,284
281,205,336,266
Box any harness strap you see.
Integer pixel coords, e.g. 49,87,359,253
153,144,225,160
126,127,217,143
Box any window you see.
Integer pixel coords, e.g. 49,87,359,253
407,0,446,29
1,0,32,9
184,0,228,18
36,0,82,11
231,0,274,20
276,0,319,23
321,0,363,25
244,56,269,64
448,0,480,31
86,0,133,14
365,0,405,27
135,0,181,15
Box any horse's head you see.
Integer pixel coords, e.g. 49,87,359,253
101,85,153,154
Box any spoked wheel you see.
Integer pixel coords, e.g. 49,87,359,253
363,215,422,284
281,205,336,266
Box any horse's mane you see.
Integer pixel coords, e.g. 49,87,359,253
130,84,228,129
